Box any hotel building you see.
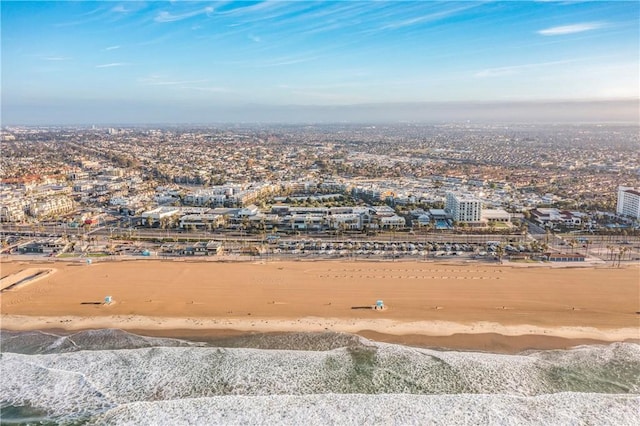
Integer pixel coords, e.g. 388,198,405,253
616,186,640,219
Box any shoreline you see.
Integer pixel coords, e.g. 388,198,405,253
2,314,638,354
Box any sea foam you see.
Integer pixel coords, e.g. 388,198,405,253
1,330,639,425
90,393,640,426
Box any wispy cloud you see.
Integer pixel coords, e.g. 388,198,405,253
105,45,121,51
96,62,128,68
249,34,262,43
180,85,231,93
380,3,480,30
254,56,319,68
139,75,209,86
154,6,214,23
111,5,131,14
538,22,605,36
475,59,575,78
43,56,70,61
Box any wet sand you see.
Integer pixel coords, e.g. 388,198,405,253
1,259,639,350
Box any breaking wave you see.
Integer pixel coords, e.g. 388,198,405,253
1,329,638,425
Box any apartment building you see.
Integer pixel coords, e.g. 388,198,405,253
27,196,75,218
616,186,640,219
445,192,482,222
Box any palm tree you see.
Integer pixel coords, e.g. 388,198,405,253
617,247,630,268
568,239,578,253
606,245,615,265
425,222,434,235
495,244,505,264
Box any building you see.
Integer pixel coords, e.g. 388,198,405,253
446,192,482,222
481,208,511,223
529,208,583,227
545,253,586,262
27,196,75,218
616,186,640,219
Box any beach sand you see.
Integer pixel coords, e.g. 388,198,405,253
1,259,638,351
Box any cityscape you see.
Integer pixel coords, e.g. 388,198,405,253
1,1,639,425
1,123,639,263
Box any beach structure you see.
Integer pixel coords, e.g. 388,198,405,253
104,295,112,304
375,300,385,310
86,259,92,265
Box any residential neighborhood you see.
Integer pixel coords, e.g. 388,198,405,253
1,123,638,264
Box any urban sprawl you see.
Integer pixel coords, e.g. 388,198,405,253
1,123,639,264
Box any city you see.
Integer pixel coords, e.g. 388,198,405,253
2,1,639,424
1,123,639,264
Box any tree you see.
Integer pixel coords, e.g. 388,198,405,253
606,245,615,266
495,244,505,264
568,239,578,253
617,247,630,268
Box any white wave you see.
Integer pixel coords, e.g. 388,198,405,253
2,341,639,422
90,393,640,426
0,329,201,354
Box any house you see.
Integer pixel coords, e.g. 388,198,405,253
544,253,585,262
380,215,406,229
183,242,209,256
206,241,223,255
481,208,511,223
530,208,582,227
18,237,69,254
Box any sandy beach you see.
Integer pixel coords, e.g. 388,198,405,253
1,259,639,351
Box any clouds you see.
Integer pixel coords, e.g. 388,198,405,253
474,60,574,78
138,75,209,86
96,63,128,68
154,6,214,23
2,0,637,124
380,3,480,30
538,22,605,36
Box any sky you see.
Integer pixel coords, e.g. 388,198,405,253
2,0,639,124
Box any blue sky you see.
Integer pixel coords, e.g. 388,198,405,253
2,1,639,124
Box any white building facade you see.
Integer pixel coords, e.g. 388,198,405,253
446,192,482,222
617,186,640,219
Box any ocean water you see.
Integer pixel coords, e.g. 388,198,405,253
1,329,638,425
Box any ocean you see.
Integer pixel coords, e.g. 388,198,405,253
1,329,638,425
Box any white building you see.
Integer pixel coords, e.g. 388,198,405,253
446,192,482,222
27,196,75,218
481,208,511,223
380,215,406,229
617,186,640,219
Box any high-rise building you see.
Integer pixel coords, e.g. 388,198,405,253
616,186,640,219
446,192,482,222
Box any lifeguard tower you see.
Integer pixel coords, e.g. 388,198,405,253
374,300,385,310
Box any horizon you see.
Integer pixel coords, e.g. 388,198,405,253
2,1,639,125
3,98,639,126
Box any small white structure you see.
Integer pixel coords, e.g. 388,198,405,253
375,300,385,310
104,295,112,304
